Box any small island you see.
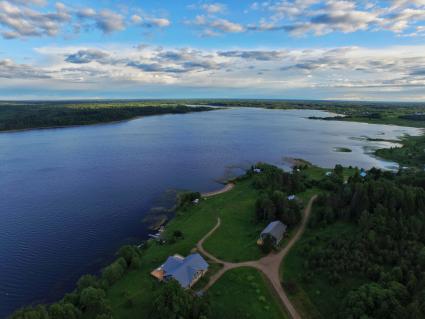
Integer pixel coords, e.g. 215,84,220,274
333,147,352,153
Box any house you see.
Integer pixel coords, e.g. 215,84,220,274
253,168,262,174
360,171,367,178
325,171,332,176
258,221,287,247
192,198,200,205
151,253,208,288
287,194,296,201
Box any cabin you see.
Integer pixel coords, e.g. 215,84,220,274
258,221,287,247
287,195,296,201
360,171,367,178
151,253,208,288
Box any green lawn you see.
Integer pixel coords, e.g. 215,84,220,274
203,180,265,262
105,178,284,318
280,222,364,319
209,267,287,319
106,193,218,318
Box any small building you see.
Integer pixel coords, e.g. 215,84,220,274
258,221,287,247
360,171,367,178
192,198,200,205
151,253,208,289
325,171,332,176
287,195,296,201
253,168,262,174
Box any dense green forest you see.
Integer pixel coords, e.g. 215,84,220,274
285,166,425,318
0,101,211,131
2,99,425,131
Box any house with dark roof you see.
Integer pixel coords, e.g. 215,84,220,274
151,253,208,288
258,221,287,247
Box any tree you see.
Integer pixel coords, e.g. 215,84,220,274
255,195,276,222
10,306,49,319
117,245,142,268
101,258,126,286
77,274,100,291
151,280,210,319
151,280,192,319
261,234,274,254
334,164,344,178
48,303,81,319
79,287,107,314
271,190,287,220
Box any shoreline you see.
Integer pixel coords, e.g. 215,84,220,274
201,183,235,198
0,106,215,134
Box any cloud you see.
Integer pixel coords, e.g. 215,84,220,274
7,0,47,6
0,58,51,78
131,14,170,28
0,1,71,39
65,49,110,64
202,3,226,14
218,50,286,61
2,43,425,101
93,10,125,33
0,1,171,39
190,14,244,35
247,0,425,36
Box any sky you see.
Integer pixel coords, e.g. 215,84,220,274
0,0,425,101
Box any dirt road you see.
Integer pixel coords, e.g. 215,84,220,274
197,195,317,319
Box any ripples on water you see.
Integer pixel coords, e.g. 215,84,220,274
0,108,421,316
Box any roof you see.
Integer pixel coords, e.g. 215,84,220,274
261,221,287,243
162,253,208,288
360,171,367,177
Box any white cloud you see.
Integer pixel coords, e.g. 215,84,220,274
131,14,170,28
189,14,245,34
0,0,71,39
202,3,226,14
0,1,171,39
247,0,425,36
1,44,423,100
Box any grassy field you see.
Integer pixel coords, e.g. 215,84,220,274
104,177,285,319
202,180,266,262
209,267,287,319
280,222,364,319
106,193,218,318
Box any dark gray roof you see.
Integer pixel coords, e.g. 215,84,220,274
261,221,287,244
162,253,208,288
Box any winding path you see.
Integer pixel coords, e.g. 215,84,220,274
197,195,317,319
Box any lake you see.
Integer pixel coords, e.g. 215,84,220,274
0,107,421,317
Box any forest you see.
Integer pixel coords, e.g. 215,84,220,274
2,99,425,131
0,101,211,131
294,166,425,318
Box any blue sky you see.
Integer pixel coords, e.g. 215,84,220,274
0,0,425,100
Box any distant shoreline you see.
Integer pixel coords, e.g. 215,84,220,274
0,105,215,133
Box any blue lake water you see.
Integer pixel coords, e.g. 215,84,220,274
0,107,421,317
